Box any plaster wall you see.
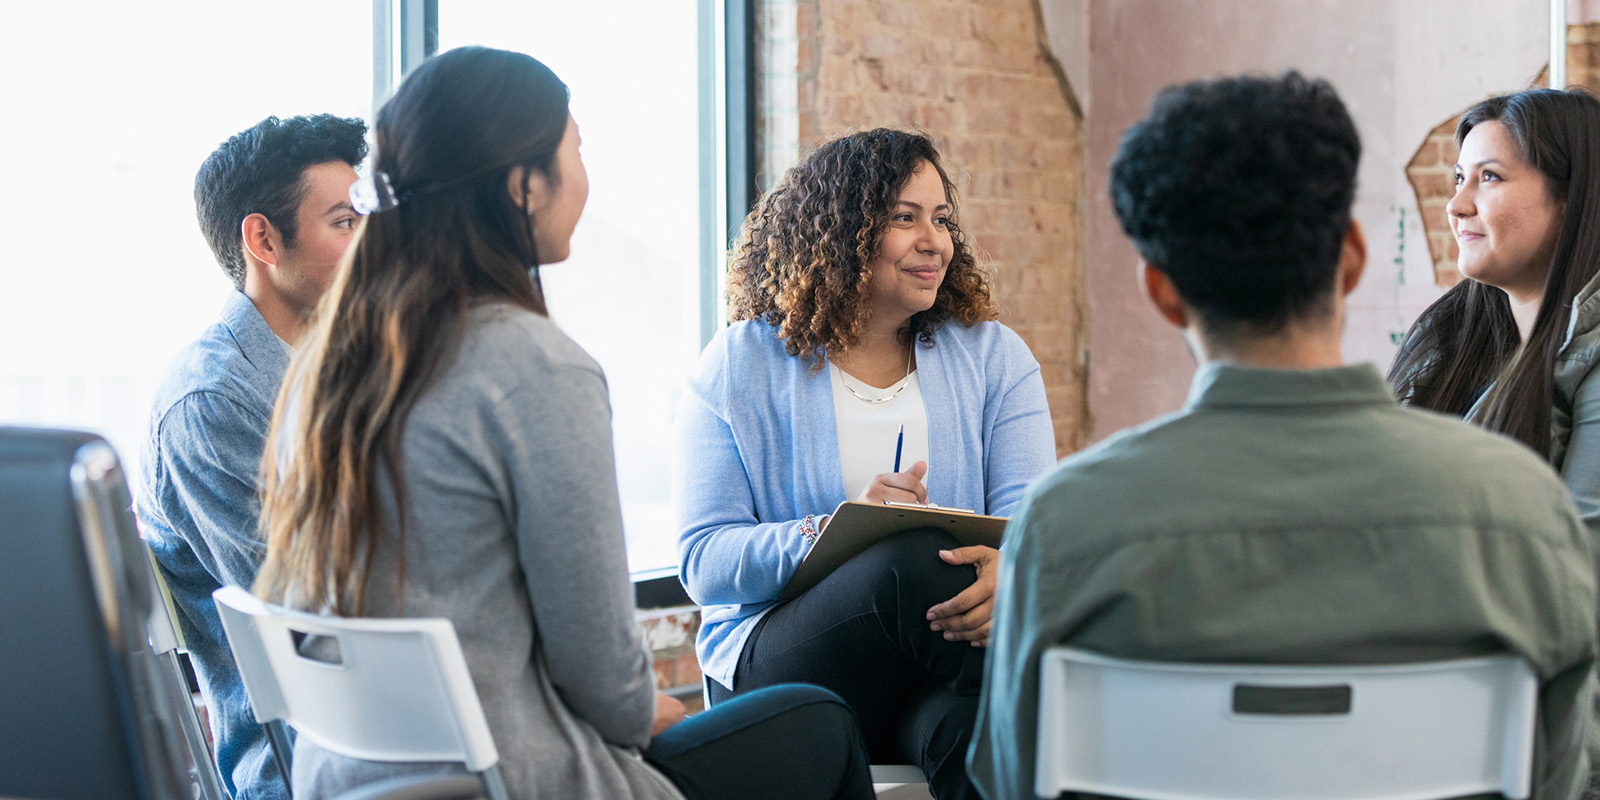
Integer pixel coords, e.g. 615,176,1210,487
1043,0,1551,440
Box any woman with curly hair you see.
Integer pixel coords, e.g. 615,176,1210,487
674,129,1056,799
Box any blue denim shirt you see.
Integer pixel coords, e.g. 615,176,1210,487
135,290,291,800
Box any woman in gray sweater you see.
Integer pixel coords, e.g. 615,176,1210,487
254,46,874,800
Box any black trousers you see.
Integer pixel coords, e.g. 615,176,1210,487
708,528,986,800
644,683,874,800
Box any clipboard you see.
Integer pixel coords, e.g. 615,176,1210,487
780,501,1008,600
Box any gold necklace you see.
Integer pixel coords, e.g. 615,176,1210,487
838,345,914,405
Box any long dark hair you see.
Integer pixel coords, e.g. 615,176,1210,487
256,47,571,613
725,129,996,368
1389,89,1600,459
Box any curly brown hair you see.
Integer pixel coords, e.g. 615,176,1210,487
726,128,997,367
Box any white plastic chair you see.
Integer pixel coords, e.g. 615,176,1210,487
1035,647,1538,800
871,764,933,799
212,585,510,800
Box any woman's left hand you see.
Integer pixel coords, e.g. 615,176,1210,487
651,692,688,737
925,545,1000,647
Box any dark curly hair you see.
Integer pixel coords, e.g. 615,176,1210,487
726,128,997,366
194,114,369,290
1110,71,1360,337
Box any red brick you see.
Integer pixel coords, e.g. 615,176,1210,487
652,659,675,691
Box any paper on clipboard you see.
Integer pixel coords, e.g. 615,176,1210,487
779,500,1008,600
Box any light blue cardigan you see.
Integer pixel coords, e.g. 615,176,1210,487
674,319,1058,688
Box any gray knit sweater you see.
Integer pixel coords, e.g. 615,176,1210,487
290,304,684,800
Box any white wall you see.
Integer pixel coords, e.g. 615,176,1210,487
1040,0,1552,440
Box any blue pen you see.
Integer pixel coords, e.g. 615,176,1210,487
893,424,904,473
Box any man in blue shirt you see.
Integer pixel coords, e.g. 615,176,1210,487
969,73,1598,799
136,114,367,800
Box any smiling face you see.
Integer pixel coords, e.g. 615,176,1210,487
1449,120,1564,300
865,161,955,326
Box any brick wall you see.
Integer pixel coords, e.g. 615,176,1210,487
758,0,1088,454
639,606,706,713
1406,23,1600,287
1404,119,1464,288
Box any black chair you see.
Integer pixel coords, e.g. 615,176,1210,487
0,426,221,799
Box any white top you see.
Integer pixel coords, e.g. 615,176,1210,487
828,361,931,499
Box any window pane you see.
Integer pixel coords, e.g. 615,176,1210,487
437,4,708,573
0,2,373,482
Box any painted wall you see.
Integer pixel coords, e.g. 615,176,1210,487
1041,0,1552,440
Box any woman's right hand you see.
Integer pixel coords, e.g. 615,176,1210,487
856,461,930,505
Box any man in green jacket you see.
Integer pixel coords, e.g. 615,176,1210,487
969,71,1598,800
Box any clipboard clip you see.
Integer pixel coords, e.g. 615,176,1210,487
882,500,976,515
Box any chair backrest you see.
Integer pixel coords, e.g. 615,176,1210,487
212,585,502,774
1035,647,1537,800
0,426,216,800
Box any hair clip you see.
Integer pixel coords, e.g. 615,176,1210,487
350,170,401,215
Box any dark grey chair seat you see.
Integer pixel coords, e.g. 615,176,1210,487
0,426,221,800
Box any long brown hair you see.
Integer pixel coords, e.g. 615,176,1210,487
725,129,997,368
1390,89,1600,459
255,47,571,613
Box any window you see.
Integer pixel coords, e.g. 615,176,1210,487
0,1,374,488
0,1,737,577
435,2,729,573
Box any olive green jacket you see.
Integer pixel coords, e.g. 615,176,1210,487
1552,272,1600,532
971,363,1598,800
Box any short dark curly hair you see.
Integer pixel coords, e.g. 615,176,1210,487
726,128,996,366
194,114,369,290
1110,71,1360,336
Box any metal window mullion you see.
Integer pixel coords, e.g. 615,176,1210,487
1552,0,1568,89
372,0,395,119
373,0,437,120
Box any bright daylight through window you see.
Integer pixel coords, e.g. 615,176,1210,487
0,1,722,575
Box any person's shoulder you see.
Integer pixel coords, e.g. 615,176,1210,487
931,319,1038,367
696,318,792,377
465,303,600,377
1385,404,1564,490
150,320,273,425
933,318,1021,346
1031,410,1182,498
717,318,788,355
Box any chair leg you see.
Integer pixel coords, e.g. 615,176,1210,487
157,650,230,799
478,764,511,800
264,720,295,797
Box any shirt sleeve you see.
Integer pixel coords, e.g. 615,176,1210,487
672,387,816,607
152,391,273,591
495,363,656,749
1559,365,1600,543
983,332,1058,517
